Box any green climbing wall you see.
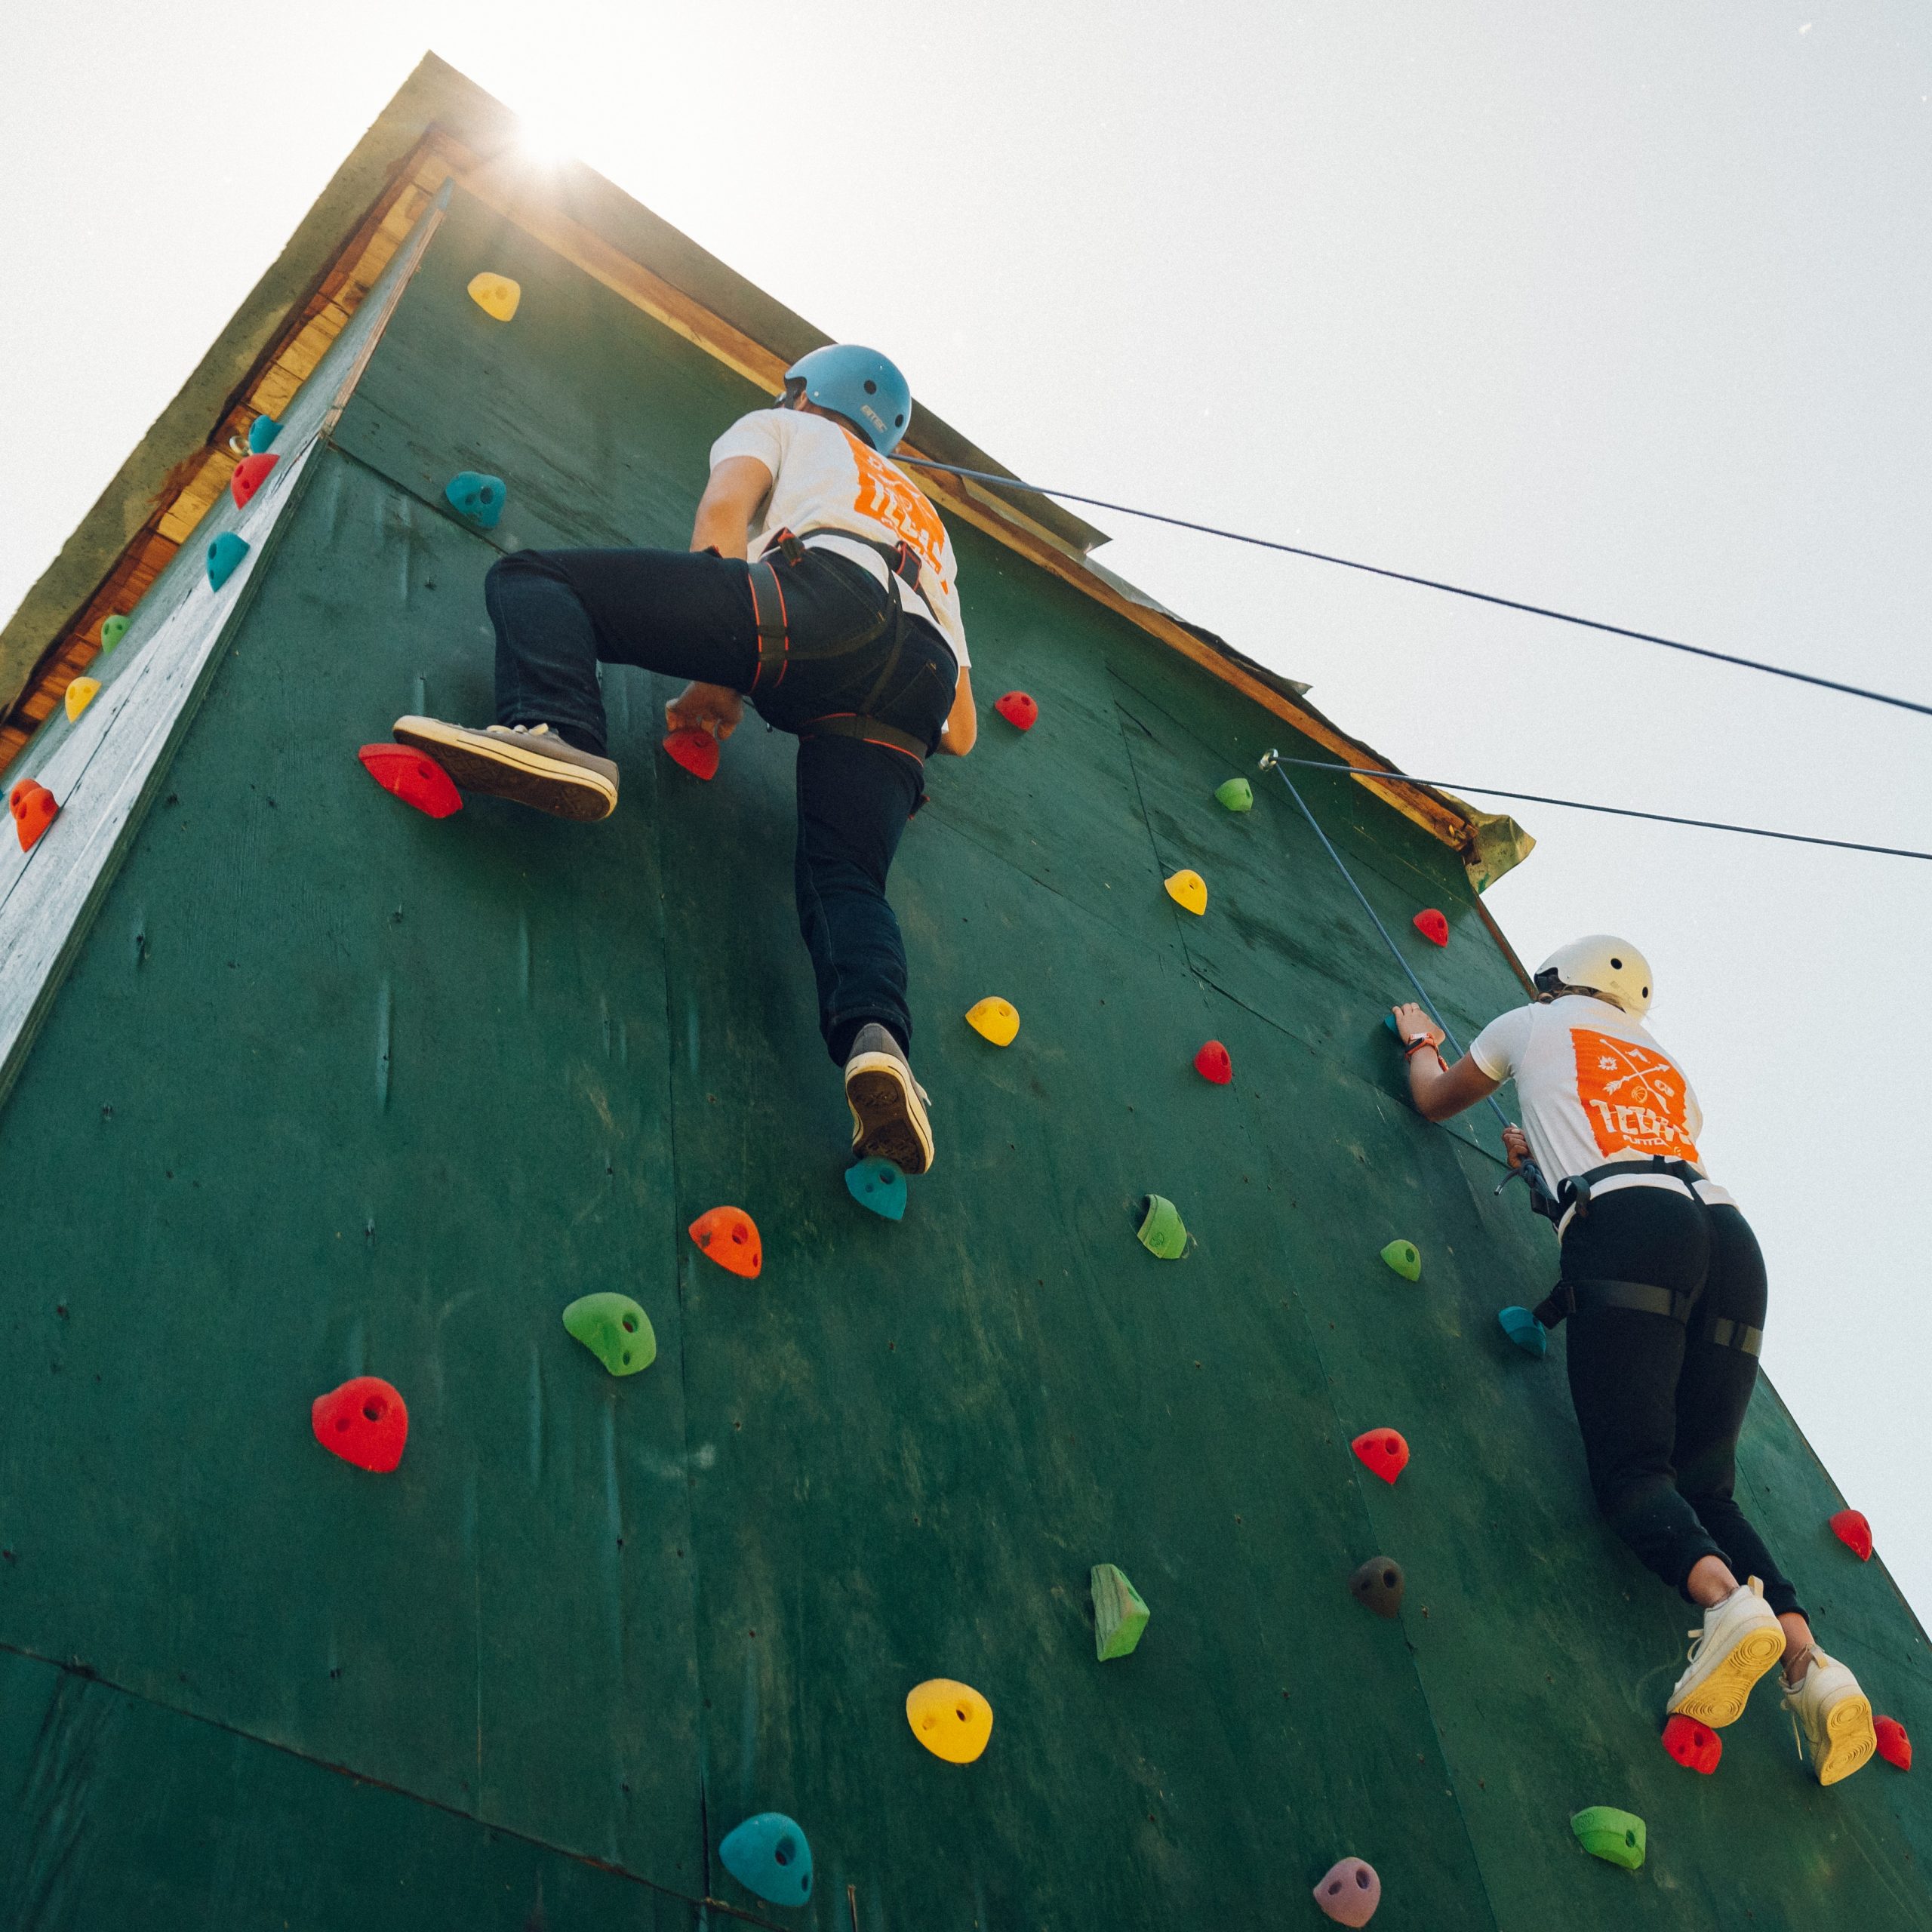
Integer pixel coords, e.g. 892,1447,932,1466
0,183,1927,1929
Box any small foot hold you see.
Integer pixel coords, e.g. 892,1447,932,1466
9,779,58,853
1214,776,1253,812
1312,1857,1380,1927
1875,1715,1912,1771
906,1678,992,1763
444,471,506,530
1091,1562,1150,1660
719,1813,812,1907
1380,1238,1420,1281
247,413,281,454
206,531,250,590
845,1157,906,1222
663,726,720,780
468,272,522,321
1349,1557,1404,1620
1829,1508,1872,1560
1497,1306,1546,1356
1163,868,1207,915
688,1206,761,1278
1135,1193,1189,1260
1192,1039,1232,1084
100,614,130,652
1571,1805,1645,1871
358,743,463,819
1413,908,1449,946
1351,1429,1409,1484
64,678,100,723
311,1376,408,1472
1661,1713,1721,1774
993,691,1038,731
562,1292,657,1376
230,451,280,509
965,997,1019,1045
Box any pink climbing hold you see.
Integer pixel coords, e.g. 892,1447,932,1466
311,1376,409,1472
1875,1716,1912,1772
1413,908,1448,946
1193,1040,1232,1084
358,744,463,820
663,726,721,781
1312,1857,1380,1926
1830,1508,1873,1561
994,691,1038,731
229,451,281,509
1351,1429,1409,1485
1662,1713,1721,1775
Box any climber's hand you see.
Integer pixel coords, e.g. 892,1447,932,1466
666,681,744,743
1502,1124,1531,1170
1392,1002,1444,1050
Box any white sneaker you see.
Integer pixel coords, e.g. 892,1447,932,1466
1782,1648,1877,1786
1666,1577,1786,1727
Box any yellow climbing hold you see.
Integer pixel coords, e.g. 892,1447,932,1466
905,1678,993,1764
1164,869,1208,915
467,272,522,321
64,678,100,723
965,997,1020,1046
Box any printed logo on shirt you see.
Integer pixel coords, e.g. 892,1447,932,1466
842,431,951,593
1572,1028,1702,1163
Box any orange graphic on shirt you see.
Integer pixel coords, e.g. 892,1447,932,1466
1572,1028,1702,1163
842,431,951,594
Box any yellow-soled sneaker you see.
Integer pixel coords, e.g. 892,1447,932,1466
1666,1577,1787,1727
1783,1649,1877,1786
844,1023,934,1177
392,716,618,822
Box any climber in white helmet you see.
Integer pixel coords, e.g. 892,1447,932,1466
1391,937,1877,1786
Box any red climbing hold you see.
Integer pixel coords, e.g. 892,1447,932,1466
1829,1508,1873,1561
1662,1713,1722,1775
1875,1716,1912,1771
1351,1429,1409,1485
1413,909,1449,947
663,726,721,781
310,1376,409,1472
1193,1040,1233,1084
690,1206,762,1278
357,744,463,820
994,691,1038,731
9,779,58,853
229,451,281,509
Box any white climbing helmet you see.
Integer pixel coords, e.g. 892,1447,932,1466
1533,935,1654,1019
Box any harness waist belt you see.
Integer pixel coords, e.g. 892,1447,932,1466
795,712,927,763
1530,1277,1761,1356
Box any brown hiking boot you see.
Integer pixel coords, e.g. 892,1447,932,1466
844,1023,934,1177
392,716,618,821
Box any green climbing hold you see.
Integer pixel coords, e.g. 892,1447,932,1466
1137,1194,1188,1260
1091,1563,1150,1660
1571,1806,1646,1872
561,1292,657,1377
1380,1239,1420,1281
1214,777,1253,812
100,614,130,653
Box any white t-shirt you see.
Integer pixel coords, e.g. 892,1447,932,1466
708,409,971,669
1469,995,1734,1213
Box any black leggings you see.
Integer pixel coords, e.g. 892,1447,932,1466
1561,1187,1804,1620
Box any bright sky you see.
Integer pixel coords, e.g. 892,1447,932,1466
5,5,1928,1620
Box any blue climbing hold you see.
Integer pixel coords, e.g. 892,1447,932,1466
845,1156,906,1221
205,532,250,591
719,1813,813,1907
1383,1013,1399,1035
248,414,281,454
1499,1306,1546,1357
445,470,506,530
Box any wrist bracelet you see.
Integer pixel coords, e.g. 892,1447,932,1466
1402,1037,1441,1060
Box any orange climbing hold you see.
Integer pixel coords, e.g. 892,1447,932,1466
1875,1715,1912,1771
1351,1429,1409,1484
1662,1713,1721,1774
1830,1508,1873,1561
229,451,280,509
993,691,1038,731
663,727,720,781
1413,908,1448,946
311,1376,409,1472
358,744,463,819
10,779,58,853
690,1206,762,1278
1193,1040,1232,1084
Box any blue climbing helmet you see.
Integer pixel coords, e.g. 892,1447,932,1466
784,344,912,455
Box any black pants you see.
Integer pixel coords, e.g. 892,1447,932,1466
1561,1187,1804,1619
485,545,957,1064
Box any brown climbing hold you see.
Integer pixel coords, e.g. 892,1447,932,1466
1349,1557,1404,1619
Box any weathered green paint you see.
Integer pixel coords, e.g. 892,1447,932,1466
0,180,1927,1929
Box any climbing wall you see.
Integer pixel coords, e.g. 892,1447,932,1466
0,186,1926,1930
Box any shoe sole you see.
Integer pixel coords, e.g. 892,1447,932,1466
393,718,616,823
1669,1623,1787,1727
1813,1690,1877,1786
845,1054,934,1177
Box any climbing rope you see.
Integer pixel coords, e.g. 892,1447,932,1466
1272,758,1932,863
894,455,1932,721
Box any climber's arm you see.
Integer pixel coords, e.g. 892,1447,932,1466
1391,1001,1500,1121
690,456,772,559
934,666,976,755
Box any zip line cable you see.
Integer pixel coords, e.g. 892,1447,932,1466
1272,758,1932,863
894,455,1932,721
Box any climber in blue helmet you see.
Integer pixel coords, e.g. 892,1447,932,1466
1392,936,1877,1788
386,343,977,1178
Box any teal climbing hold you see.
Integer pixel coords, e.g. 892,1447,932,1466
1498,1306,1546,1356
1091,1562,1150,1660
845,1156,906,1221
100,614,130,653
1137,1194,1188,1260
561,1293,657,1376
248,413,280,454
1571,1805,1646,1872
1214,776,1253,812
1380,1239,1420,1281
445,471,506,530
1383,1012,1398,1035
720,1812,813,1907
205,532,249,590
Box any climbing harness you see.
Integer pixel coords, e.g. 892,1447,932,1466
1257,749,1562,1220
